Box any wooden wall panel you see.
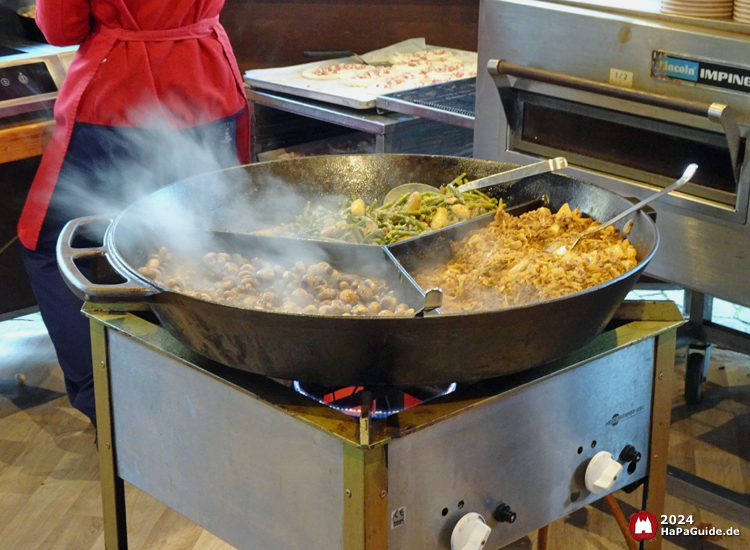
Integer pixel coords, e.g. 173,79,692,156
221,0,480,72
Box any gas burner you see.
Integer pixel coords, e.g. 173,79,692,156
293,381,456,418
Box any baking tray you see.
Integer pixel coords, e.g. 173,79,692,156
243,38,477,110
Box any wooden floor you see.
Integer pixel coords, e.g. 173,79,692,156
1,313,748,550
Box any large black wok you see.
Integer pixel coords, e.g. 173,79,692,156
57,155,658,386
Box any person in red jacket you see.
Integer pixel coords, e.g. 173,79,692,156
18,0,250,430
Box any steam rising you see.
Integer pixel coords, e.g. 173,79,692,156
54,110,238,227
55,109,415,305
54,108,316,244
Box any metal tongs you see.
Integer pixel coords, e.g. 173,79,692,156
383,157,568,205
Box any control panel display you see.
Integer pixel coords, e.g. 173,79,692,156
0,62,57,101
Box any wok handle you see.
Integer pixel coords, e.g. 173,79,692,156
488,59,742,183
57,216,159,302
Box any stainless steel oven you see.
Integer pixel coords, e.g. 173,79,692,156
474,0,750,309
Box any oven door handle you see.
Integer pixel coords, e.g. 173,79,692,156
488,59,742,183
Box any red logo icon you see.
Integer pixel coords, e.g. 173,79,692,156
628,511,658,541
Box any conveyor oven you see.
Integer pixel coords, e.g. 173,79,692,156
475,0,750,309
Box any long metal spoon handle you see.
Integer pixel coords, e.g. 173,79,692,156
457,157,568,192
586,163,697,237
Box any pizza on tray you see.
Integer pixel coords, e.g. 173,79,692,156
363,73,423,95
300,63,369,81
299,49,476,94
388,49,461,65
345,66,399,87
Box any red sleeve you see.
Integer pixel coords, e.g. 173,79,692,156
36,0,92,46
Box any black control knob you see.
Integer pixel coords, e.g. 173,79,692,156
620,445,641,464
493,503,517,524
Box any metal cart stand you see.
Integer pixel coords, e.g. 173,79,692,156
246,88,474,161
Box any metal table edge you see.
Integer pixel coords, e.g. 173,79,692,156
375,95,475,129
246,87,422,135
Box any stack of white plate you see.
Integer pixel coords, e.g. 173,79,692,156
735,0,750,23
661,0,733,18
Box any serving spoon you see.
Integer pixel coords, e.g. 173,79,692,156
382,157,568,205
556,163,698,255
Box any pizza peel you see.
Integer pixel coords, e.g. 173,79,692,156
303,50,391,67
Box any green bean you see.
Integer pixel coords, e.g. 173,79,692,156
473,190,494,201
390,193,410,209
346,213,367,226
389,230,421,238
264,175,504,245
362,229,384,243
408,218,429,230
448,185,466,205
447,173,467,186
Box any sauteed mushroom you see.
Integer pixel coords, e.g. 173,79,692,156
137,248,416,316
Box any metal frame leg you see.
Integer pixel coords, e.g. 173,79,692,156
640,329,677,550
91,321,128,549
683,289,713,326
680,290,750,356
343,444,388,550
375,134,386,154
248,98,260,162
680,290,714,404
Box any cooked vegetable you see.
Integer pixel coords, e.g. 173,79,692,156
403,191,422,212
265,173,503,245
430,207,449,230
350,198,366,217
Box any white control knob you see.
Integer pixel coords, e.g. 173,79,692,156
451,512,492,550
585,450,623,493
